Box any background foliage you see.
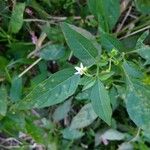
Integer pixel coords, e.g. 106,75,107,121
0,0,150,149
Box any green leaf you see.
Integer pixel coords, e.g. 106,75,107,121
16,69,80,110
137,46,150,65
10,76,22,102
82,78,96,91
75,89,91,101
109,87,118,111
101,129,125,141
70,103,97,129
118,142,133,150
61,22,100,66
39,44,65,60
135,0,150,14
99,71,114,81
95,129,125,146
0,86,7,117
61,128,84,140
90,79,112,125
123,61,150,130
52,99,72,122
99,29,125,52
88,0,120,31
9,3,25,33
135,31,150,65
122,60,143,78
9,42,34,58
27,0,49,19
136,31,149,48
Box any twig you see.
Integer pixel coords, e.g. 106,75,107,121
24,18,56,25
129,128,141,142
0,145,21,149
24,15,94,24
18,58,42,78
119,25,150,40
27,33,47,58
116,6,132,33
120,0,131,13
1,137,22,145
129,14,138,19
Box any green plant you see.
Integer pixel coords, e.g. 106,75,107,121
0,0,150,149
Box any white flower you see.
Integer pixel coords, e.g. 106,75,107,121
75,63,87,75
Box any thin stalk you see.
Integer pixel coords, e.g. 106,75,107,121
18,58,42,78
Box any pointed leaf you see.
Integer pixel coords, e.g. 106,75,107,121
16,69,80,110
9,3,25,33
135,31,150,65
52,99,72,122
99,29,125,52
101,129,125,141
88,0,120,31
75,89,91,101
61,22,100,66
61,128,84,140
39,44,65,60
90,79,112,125
118,142,133,150
123,61,150,130
70,103,97,129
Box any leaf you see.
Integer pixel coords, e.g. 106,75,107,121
101,129,125,141
27,0,49,19
16,69,80,110
118,142,133,150
95,129,125,147
99,29,125,52
90,79,112,125
10,76,22,102
123,61,150,130
70,103,97,129
9,42,34,58
61,22,100,66
82,78,96,91
135,0,150,14
52,99,72,122
143,129,150,139
123,60,143,78
136,46,150,65
109,87,118,111
0,86,7,117
99,71,114,81
9,3,25,33
135,31,150,65
39,44,65,60
136,31,149,48
61,128,84,140
88,0,120,31
75,89,91,101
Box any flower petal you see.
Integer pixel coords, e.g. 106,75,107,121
75,72,80,75
75,67,81,72
80,63,84,69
